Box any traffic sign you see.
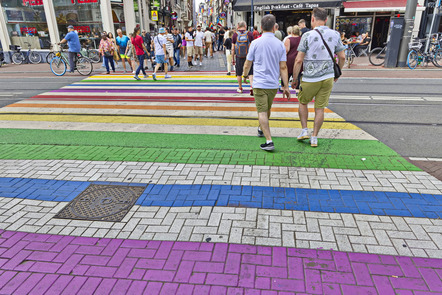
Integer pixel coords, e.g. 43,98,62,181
151,10,158,21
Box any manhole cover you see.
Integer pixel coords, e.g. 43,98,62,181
55,184,145,222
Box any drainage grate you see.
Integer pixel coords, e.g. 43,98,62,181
55,184,145,222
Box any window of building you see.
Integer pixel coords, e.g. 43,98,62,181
53,0,102,49
1,0,50,49
335,16,372,38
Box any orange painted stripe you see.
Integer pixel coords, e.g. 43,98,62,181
6,103,334,113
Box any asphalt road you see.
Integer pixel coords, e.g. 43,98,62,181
0,76,441,158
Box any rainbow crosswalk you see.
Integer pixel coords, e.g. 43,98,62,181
0,72,441,294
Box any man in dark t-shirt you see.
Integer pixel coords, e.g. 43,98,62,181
298,19,310,35
232,21,254,95
218,28,225,51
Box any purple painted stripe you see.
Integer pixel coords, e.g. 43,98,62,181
0,230,440,294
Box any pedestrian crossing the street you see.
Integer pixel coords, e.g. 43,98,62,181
0,72,440,294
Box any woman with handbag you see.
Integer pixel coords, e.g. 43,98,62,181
108,32,120,67
99,33,115,74
131,27,150,80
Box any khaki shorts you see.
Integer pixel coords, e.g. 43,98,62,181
298,77,334,108
195,46,203,55
187,46,194,57
253,88,278,113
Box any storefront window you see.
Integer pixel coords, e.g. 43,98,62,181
335,17,372,38
1,0,50,49
53,0,102,49
112,3,125,33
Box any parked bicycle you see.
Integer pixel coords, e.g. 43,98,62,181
368,43,387,66
407,34,442,69
10,42,42,64
46,44,56,64
80,45,101,63
50,45,93,76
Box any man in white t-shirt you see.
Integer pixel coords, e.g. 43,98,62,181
185,26,195,68
165,28,175,70
153,27,172,80
194,25,204,65
204,28,213,58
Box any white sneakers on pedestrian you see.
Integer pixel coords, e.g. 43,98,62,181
236,88,243,93
199,62,202,66
165,74,172,79
310,136,318,147
132,71,136,74
297,128,310,141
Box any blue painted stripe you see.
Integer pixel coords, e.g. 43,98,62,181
0,177,441,218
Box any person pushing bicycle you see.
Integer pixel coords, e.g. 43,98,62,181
59,25,81,73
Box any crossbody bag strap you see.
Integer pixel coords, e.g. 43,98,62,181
315,29,336,65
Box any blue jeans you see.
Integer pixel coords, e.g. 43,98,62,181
173,48,180,66
103,56,115,72
68,52,78,72
217,40,223,51
136,54,146,76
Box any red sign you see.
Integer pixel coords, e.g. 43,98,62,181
74,26,91,33
20,27,37,34
71,0,98,3
23,0,43,6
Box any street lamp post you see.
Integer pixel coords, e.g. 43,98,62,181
251,0,253,30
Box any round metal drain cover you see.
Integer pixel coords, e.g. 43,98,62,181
55,184,146,222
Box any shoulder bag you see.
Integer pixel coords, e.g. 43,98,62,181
315,29,341,79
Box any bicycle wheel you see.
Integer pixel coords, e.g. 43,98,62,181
368,47,386,66
88,50,101,63
50,57,67,76
76,57,93,75
29,51,42,64
407,50,420,70
46,52,56,64
12,53,24,65
432,49,442,67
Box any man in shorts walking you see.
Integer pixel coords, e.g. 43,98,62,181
292,8,345,147
243,14,290,151
194,25,204,65
165,28,175,71
152,27,172,80
116,29,131,73
233,21,254,94
185,26,195,68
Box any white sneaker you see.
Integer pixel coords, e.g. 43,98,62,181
297,129,309,141
132,71,135,74
310,136,318,147
199,62,202,66
236,88,243,93
165,74,172,79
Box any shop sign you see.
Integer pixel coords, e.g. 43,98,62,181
72,0,99,3
20,27,37,34
74,26,91,33
253,1,341,11
151,0,161,8
151,10,159,21
22,0,43,6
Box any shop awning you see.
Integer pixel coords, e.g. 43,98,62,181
343,0,424,13
233,0,342,12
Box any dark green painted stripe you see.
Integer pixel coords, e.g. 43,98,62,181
0,129,419,171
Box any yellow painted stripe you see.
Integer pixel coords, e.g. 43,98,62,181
0,114,360,130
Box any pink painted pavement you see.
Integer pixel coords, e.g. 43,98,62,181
0,230,441,294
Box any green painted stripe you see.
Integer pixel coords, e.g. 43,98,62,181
0,129,419,171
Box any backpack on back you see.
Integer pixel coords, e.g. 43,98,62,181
235,31,249,58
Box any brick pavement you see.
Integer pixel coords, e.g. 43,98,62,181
1,196,442,258
0,230,441,294
0,160,440,194
407,158,442,181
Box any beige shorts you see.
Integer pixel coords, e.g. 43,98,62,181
298,77,334,108
195,46,203,55
253,88,278,113
187,46,194,57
